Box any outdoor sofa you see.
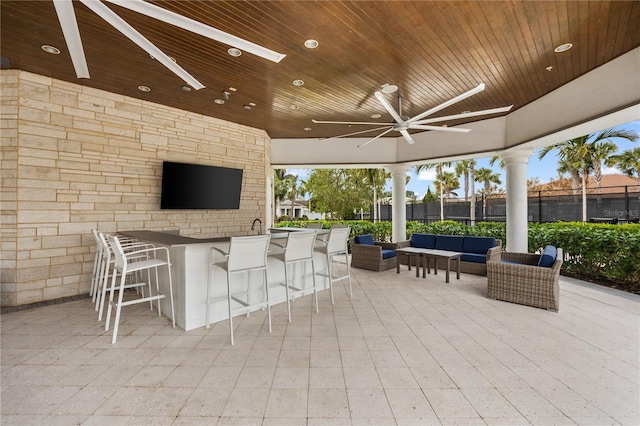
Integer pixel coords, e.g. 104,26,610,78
486,245,562,311
350,235,398,272
397,233,502,276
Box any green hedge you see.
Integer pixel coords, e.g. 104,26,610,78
276,220,640,288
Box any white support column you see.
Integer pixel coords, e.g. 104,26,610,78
502,149,533,253
389,165,408,243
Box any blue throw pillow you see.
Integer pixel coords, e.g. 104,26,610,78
537,245,557,267
354,234,375,245
462,237,496,254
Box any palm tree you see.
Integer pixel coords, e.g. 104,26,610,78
415,162,452,220
286,174,299,219
606,147,640,190
539,127,638,221
354,168,390,222
455,159,477,225
436,170,460,199
475,167,502,219
273,168,289,220
591,140,618,191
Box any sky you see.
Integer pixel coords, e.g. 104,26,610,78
286,119,639,199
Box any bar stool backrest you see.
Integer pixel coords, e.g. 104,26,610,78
305,223,323,229
326,226,350,254
283,230,316,262
108,235,126,273
227,235,271,272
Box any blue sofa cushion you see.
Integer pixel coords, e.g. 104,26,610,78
354,234,375,245
435,235,464,252
460,253,486,264
410,233,436,249
462,236,497,255
538,245,557,267
382,249,396,259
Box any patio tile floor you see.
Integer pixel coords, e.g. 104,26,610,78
1,263,638,425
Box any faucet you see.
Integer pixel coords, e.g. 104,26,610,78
251,218,262,235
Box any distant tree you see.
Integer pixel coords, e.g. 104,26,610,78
422,187,437,203
354,168,390,222
475,167,502,219
435,170,460,199
455,159,477,224
606,147,640,191
415,162,452,221
539,127,638,221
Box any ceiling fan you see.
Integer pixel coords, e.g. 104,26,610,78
52,0,286,89
312,83,512,147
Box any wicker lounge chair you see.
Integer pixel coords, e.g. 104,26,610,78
486,247,563,311
350,236,398,272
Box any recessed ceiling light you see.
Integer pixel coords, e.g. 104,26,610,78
228,48,242,57
304,39,319,49
293,79,304,86
249,102,256,107
381,84,398,94
554,43,573,53
290,105,299,110
304,127,312,131
41,45,60,54
461,110,471,114
243,105,252,110
228,87,237,92
137,85,151,92
214,99,225,104
546,66,554,72
371,113,382,119
181,85,192,91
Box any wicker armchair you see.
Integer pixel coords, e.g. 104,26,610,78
350,237,398,272
486,248,563,311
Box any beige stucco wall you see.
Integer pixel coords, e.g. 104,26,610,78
0,70,270,307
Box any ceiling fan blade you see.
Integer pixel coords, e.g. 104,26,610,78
53,0,90,78
80,0,205,90
322,126,392,140
412,105,513,125
408,83,486,124
409,125,471,133
399,129,416,145
312,119,392,126
374,91,404,123
358,127,395,148
104,0,286,63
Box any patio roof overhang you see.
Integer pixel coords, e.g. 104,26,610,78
271,47,640,168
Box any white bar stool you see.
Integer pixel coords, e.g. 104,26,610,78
206,234,272,346
105,235,175,344
315,226,352,304
271,230,318,322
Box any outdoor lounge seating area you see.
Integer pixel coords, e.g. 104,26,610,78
398,233,502,276
350,234,398,272
1,263,638,424
487,245,563,311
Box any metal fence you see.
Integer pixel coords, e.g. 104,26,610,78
375,185,640,224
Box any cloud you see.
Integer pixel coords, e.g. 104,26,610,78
288,168,309,178
417,166,454,182
601,165,619,175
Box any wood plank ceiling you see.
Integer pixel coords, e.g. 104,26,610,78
2,1,639,139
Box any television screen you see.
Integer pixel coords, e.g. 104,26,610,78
160,161,243,209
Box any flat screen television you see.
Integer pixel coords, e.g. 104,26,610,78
160,161,243,209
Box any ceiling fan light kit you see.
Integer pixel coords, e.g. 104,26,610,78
313,83,513,147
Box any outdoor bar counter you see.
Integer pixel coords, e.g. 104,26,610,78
124,230,329,331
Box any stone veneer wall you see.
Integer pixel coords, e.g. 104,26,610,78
0,70,270,307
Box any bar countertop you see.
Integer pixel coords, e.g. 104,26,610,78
123,230,231,247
